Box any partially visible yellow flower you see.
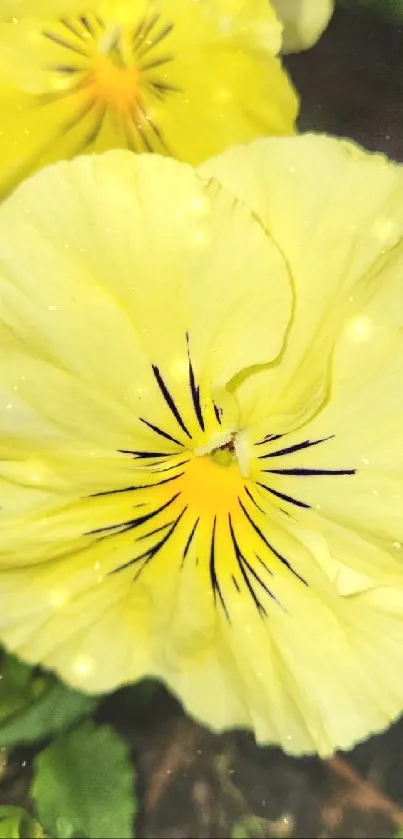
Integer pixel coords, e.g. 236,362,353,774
0,0,89,17
1,136,403,755
0,0,297,198
272,0,334,52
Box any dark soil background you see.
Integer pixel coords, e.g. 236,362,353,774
2,6,403,839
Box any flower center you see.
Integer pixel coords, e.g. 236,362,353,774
89,27,140,112
89,53,140,111
180,450,246,518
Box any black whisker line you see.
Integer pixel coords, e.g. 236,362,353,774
128,103,153,152
149,459,189,473
43,29,90,56
228,514,266,617
136,99,169,150
149,81,182,99
80,15,95,36
132,12,159,49
73,104,106,155
88,492,180,536
259,435,334,459
257,482,310,510
140,55,174,71
118,449,173,459
238,498,307,586
152,364,192,439
111,506,187,576
137,520,174,540
182,518,199,566
134,506,187,577
264,467,356,477
255,553,274,577
60,18,89,41
51,64,82,73
58,96,98,138
256,433,284,446
213,403,222,425
209,518,230,620
89,472,184,498
244,485,265,513
186,333,204,431
139,417,184,447
136,21,174,59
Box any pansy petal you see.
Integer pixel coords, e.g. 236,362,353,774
0,0,90,18
255,300,403,548
0,151,291,455
271,0,334,53
200,135,403,427
1,492,403,757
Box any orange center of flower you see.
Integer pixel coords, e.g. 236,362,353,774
89,54,141,112
180,452,246,517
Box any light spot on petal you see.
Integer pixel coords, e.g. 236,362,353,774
345,315,373,343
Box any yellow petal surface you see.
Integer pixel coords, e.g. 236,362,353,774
271,0,334,52
0,0,297,197
200,134,403,429
0,0,90,18
2,140,403,757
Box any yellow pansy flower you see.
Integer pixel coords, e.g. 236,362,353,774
271,0,334,52
0,0,297,199
2,135,403,756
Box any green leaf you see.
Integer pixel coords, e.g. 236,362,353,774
0,651,42,723
337,0,403,23
231,816,270,839
0,807,43,839
32,722,136,839
0,682,98,748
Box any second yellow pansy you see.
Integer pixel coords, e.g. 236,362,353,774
0,0,298,198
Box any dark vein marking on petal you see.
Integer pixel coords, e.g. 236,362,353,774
58,95,98,137
152,364,192,439
80,15,95,36
89,472,184,498
60,18,89,40
43,30,90,56
136,21,174,59
51,65,82,73
112,506,187,576
244,485,265,513
73,104,106,155
255,553,274,577
182,518,199,566
214,403,222,425
229,514,267,617
238,498,307,585
209,518,230,620
255,433,284,446
232,575,240,592
89,492,180,536
137,520,174,540
139,417,184,447
259,436,334,459
264,467,356,477
149,80,182,99
132,12,159,49
119,449,173,459
136,99,170,151
149,459,189,473
257,482,310,510
186,333,204,431
128,104,153,151
140,55,174,71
